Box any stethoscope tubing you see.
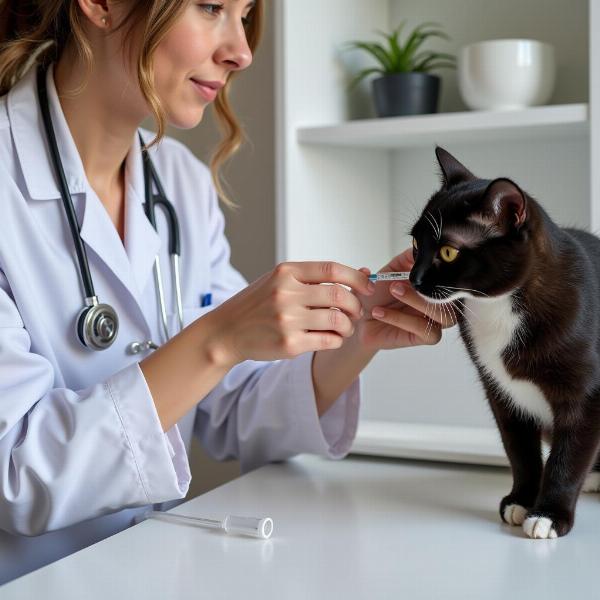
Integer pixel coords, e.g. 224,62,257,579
37,66,96,303
140,133,184,339
37,63,184,349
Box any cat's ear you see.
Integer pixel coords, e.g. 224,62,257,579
481,178,527,231
435,146,476,188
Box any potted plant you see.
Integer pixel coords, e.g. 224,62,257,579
346,21,456,117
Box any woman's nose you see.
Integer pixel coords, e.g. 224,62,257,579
216,24,253,72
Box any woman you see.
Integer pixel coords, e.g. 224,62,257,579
0,0,449,583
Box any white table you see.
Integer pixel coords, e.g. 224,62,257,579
3,454,598,599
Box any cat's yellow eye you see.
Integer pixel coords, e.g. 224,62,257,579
439,245,459,263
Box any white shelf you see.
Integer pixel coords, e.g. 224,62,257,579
297,103,588,149
351,421,509,467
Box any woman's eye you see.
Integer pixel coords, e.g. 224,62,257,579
439,245,459,263
198,3,252,28
198,3,224,16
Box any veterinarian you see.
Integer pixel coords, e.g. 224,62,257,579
0,0,451,583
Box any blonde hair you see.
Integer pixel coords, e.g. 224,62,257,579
0,0,263,206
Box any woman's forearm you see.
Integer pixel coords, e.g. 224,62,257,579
311,329,377,416
139,311,235,431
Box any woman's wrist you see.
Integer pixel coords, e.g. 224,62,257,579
198,308,241,370
140,309,242,431
311,321,377,416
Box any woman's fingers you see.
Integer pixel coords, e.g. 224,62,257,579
281,261,374,297
388,282,457,328
371,305,442,345
308,283,364,320
305,308,355,337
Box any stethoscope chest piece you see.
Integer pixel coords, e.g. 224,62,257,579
77,299,119,351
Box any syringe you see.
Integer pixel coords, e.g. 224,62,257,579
368,271,411,282
145,510,274,539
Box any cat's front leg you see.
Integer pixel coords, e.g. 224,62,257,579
524,407,600,539
486,387,543,526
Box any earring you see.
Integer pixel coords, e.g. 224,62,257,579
101,16,108,26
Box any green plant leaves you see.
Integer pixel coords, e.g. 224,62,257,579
345,19,456,87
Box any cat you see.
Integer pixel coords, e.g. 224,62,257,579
409,146,600,539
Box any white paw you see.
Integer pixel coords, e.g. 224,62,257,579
582,472,600,493
503,503,527,526
523,516,558,539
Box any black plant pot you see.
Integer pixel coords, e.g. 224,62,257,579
372,72,440,117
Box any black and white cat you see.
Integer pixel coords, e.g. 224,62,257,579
410,147,600,539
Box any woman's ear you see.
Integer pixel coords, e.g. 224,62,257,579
76,0,111,29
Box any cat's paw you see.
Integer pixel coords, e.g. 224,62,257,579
502,503,527,526
500,493,535,526
582,472,600,493
522,515,558,539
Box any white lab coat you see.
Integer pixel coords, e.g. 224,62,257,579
0,66,360,584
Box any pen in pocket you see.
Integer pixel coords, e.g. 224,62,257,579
201,293,212,307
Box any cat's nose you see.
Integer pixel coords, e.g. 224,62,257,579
409,269,424,289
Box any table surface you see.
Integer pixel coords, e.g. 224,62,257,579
3,454,598,599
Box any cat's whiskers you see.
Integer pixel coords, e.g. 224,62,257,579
437,291,451,327
439,285,490,298
425,210,442,241
437,288,463,324
434,292,446,336
422,300,432,341
424,295,436,341
437,287,478,322
434,292,443,332
440,290,458,327
423,213,437,240
454,298,479,323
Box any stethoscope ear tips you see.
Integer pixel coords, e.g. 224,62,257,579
77,298,119,351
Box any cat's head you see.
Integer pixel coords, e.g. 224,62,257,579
409,147,532,303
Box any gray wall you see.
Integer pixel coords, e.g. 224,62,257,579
166,4,275,497
388,0,588,113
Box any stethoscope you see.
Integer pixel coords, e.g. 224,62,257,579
36,65,183,352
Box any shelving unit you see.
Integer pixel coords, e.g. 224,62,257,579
297,103,588,149
276,0,597,465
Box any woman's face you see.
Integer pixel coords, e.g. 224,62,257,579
151,1,254,128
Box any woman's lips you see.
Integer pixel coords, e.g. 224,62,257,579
190,79,218,102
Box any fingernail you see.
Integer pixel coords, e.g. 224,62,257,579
368,282,376,294
391,283,406,296
372,307,384,318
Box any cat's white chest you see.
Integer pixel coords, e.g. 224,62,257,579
464,294,553,427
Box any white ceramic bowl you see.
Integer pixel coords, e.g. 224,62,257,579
458,39,556,110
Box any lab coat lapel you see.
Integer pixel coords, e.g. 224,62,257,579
8,64,161,309
124,134,162,293
7,65,84,200
78,139,161,303
78,188,141,297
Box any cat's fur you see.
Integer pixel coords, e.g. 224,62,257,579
410,147,600,538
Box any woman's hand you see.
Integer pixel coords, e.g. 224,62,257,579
205,261,374,367
354,248,456,351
